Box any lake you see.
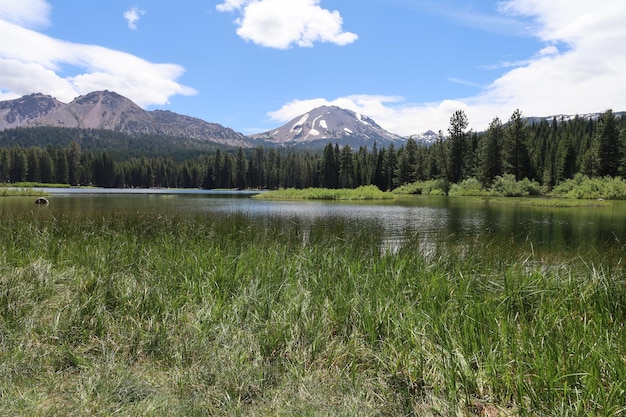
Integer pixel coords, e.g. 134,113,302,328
3,188,626,260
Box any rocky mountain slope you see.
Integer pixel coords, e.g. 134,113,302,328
0,91,251,148
250,105,405,148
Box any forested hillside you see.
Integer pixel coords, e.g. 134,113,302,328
0,126,227,161
1,109,625,190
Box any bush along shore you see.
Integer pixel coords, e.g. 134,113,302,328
1,211,625,415
394,174,626,202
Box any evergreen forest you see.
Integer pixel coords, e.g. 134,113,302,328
1,109,625,192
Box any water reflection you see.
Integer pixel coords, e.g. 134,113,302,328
2,190,625,259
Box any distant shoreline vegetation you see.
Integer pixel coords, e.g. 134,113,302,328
0,182,67,197
393,174,626,202
0,188,49,197
253,185,395,200
0,182,71,189
4,176,624,205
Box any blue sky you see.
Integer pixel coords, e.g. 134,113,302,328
1,0,625,136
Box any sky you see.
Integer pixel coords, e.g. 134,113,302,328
1,0,625,137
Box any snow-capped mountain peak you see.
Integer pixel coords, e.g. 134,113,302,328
250,105,405,148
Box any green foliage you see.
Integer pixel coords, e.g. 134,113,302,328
0,182,70,188
254,185,394,200
491,174,542,197
477,117,504,185
397,175,542,197
448,177,493,196
550,174,626,199
0,188,49,197
503,109,532,180
446,110,469,183
393,178,449,195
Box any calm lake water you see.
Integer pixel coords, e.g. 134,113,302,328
3,188,626,259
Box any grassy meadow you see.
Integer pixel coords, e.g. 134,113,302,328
1,208,626,416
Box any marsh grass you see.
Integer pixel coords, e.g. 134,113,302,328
0,182,71,188
254,185,395,201
467,196,611,208
0,188,50,197
1,211,626,415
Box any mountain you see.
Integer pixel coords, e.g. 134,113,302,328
0,91,251,148
249,105,405,148
408,130,439,146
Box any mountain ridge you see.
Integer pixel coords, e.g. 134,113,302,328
2,91,623,151
0,91,251,148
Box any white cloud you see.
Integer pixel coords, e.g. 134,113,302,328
0,0,50,28
123,7,146,30
216,0,247,13
216,0,358,49
0,2,195,106
269,0,626,136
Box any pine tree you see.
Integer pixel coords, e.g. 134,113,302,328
447,110,469,183
591,109,622,177
477,117,503,185
339,145,355,188
503,109,531,180
321,143,339,188
235,147,247,189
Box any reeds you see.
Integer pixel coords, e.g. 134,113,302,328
1,210,625,415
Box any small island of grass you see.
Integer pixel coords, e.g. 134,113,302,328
253,185,395,201
0,188,50,197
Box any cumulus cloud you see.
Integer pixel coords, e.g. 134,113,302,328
124,7,146,30
216,0,358,49
0,1,195,106
269,0,626,136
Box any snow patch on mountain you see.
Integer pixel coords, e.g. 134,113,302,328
249,105,405,148
291,113,309,132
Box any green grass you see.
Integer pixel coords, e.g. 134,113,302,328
1,211,625,415
0,188,50,197
468,196,611,208
0,181,68,197
254,185,395,200
0,182,71,188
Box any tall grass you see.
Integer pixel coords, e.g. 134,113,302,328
1,210,625,415
254,185,395,200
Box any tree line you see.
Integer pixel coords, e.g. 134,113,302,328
1,109,625,190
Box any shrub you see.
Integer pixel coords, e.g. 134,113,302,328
393,179,449,195
448,177,493,196
550,175,626,199
490,174,541,197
